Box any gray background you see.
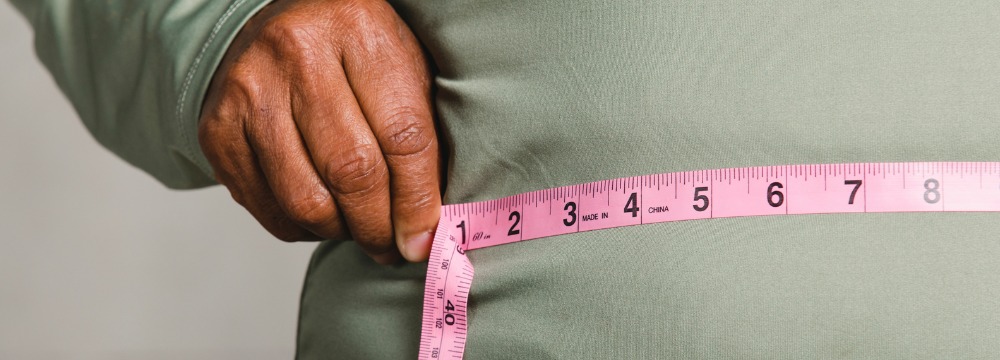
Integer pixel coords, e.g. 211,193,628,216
0,3,316,359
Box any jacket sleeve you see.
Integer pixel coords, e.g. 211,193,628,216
9,0,273,189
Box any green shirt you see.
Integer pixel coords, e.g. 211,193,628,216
15,1,1000,358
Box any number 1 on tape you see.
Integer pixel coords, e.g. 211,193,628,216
418,162,1000,359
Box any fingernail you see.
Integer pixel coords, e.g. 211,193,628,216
400,231,433,262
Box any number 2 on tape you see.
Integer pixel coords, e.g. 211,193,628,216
417,162,1000,359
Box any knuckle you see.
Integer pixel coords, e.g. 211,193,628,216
197,117,223,152
197,109,249,177
381,111,434,157
284,192,336,227
198,94,248,153
334,0,399,53
334,0,383,30
322,145,386,195
214,64,279,127
224,63,266,106
259,13,327,63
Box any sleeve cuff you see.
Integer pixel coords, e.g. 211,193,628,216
171,0,275,187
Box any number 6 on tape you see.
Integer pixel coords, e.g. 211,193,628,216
417,162,1000,359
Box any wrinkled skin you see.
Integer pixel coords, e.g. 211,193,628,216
198,0,440,264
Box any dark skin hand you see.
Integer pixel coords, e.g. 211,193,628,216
198,0,440,264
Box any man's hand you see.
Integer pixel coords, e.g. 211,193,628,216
198,0,440,264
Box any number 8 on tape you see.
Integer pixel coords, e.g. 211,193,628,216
418,162,1000,359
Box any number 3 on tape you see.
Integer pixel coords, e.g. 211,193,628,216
417,162,1000,360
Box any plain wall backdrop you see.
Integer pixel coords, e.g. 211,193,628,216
0,3,316,359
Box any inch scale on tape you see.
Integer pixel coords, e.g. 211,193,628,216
417,162,1000,359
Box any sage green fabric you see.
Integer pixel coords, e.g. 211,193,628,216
15,0,1000,359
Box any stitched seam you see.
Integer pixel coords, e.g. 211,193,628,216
174,0,248,161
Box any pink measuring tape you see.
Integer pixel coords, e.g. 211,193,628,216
417,162,1000,359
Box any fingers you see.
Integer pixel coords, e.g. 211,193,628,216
198,110,320,243
341,11,441,262
243,95,347,242
292,67,401,264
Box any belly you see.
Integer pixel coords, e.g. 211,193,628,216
298,2,1000,358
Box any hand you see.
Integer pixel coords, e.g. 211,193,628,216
198,0,440,264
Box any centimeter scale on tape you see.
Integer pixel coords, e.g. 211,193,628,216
417,162,1000,359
